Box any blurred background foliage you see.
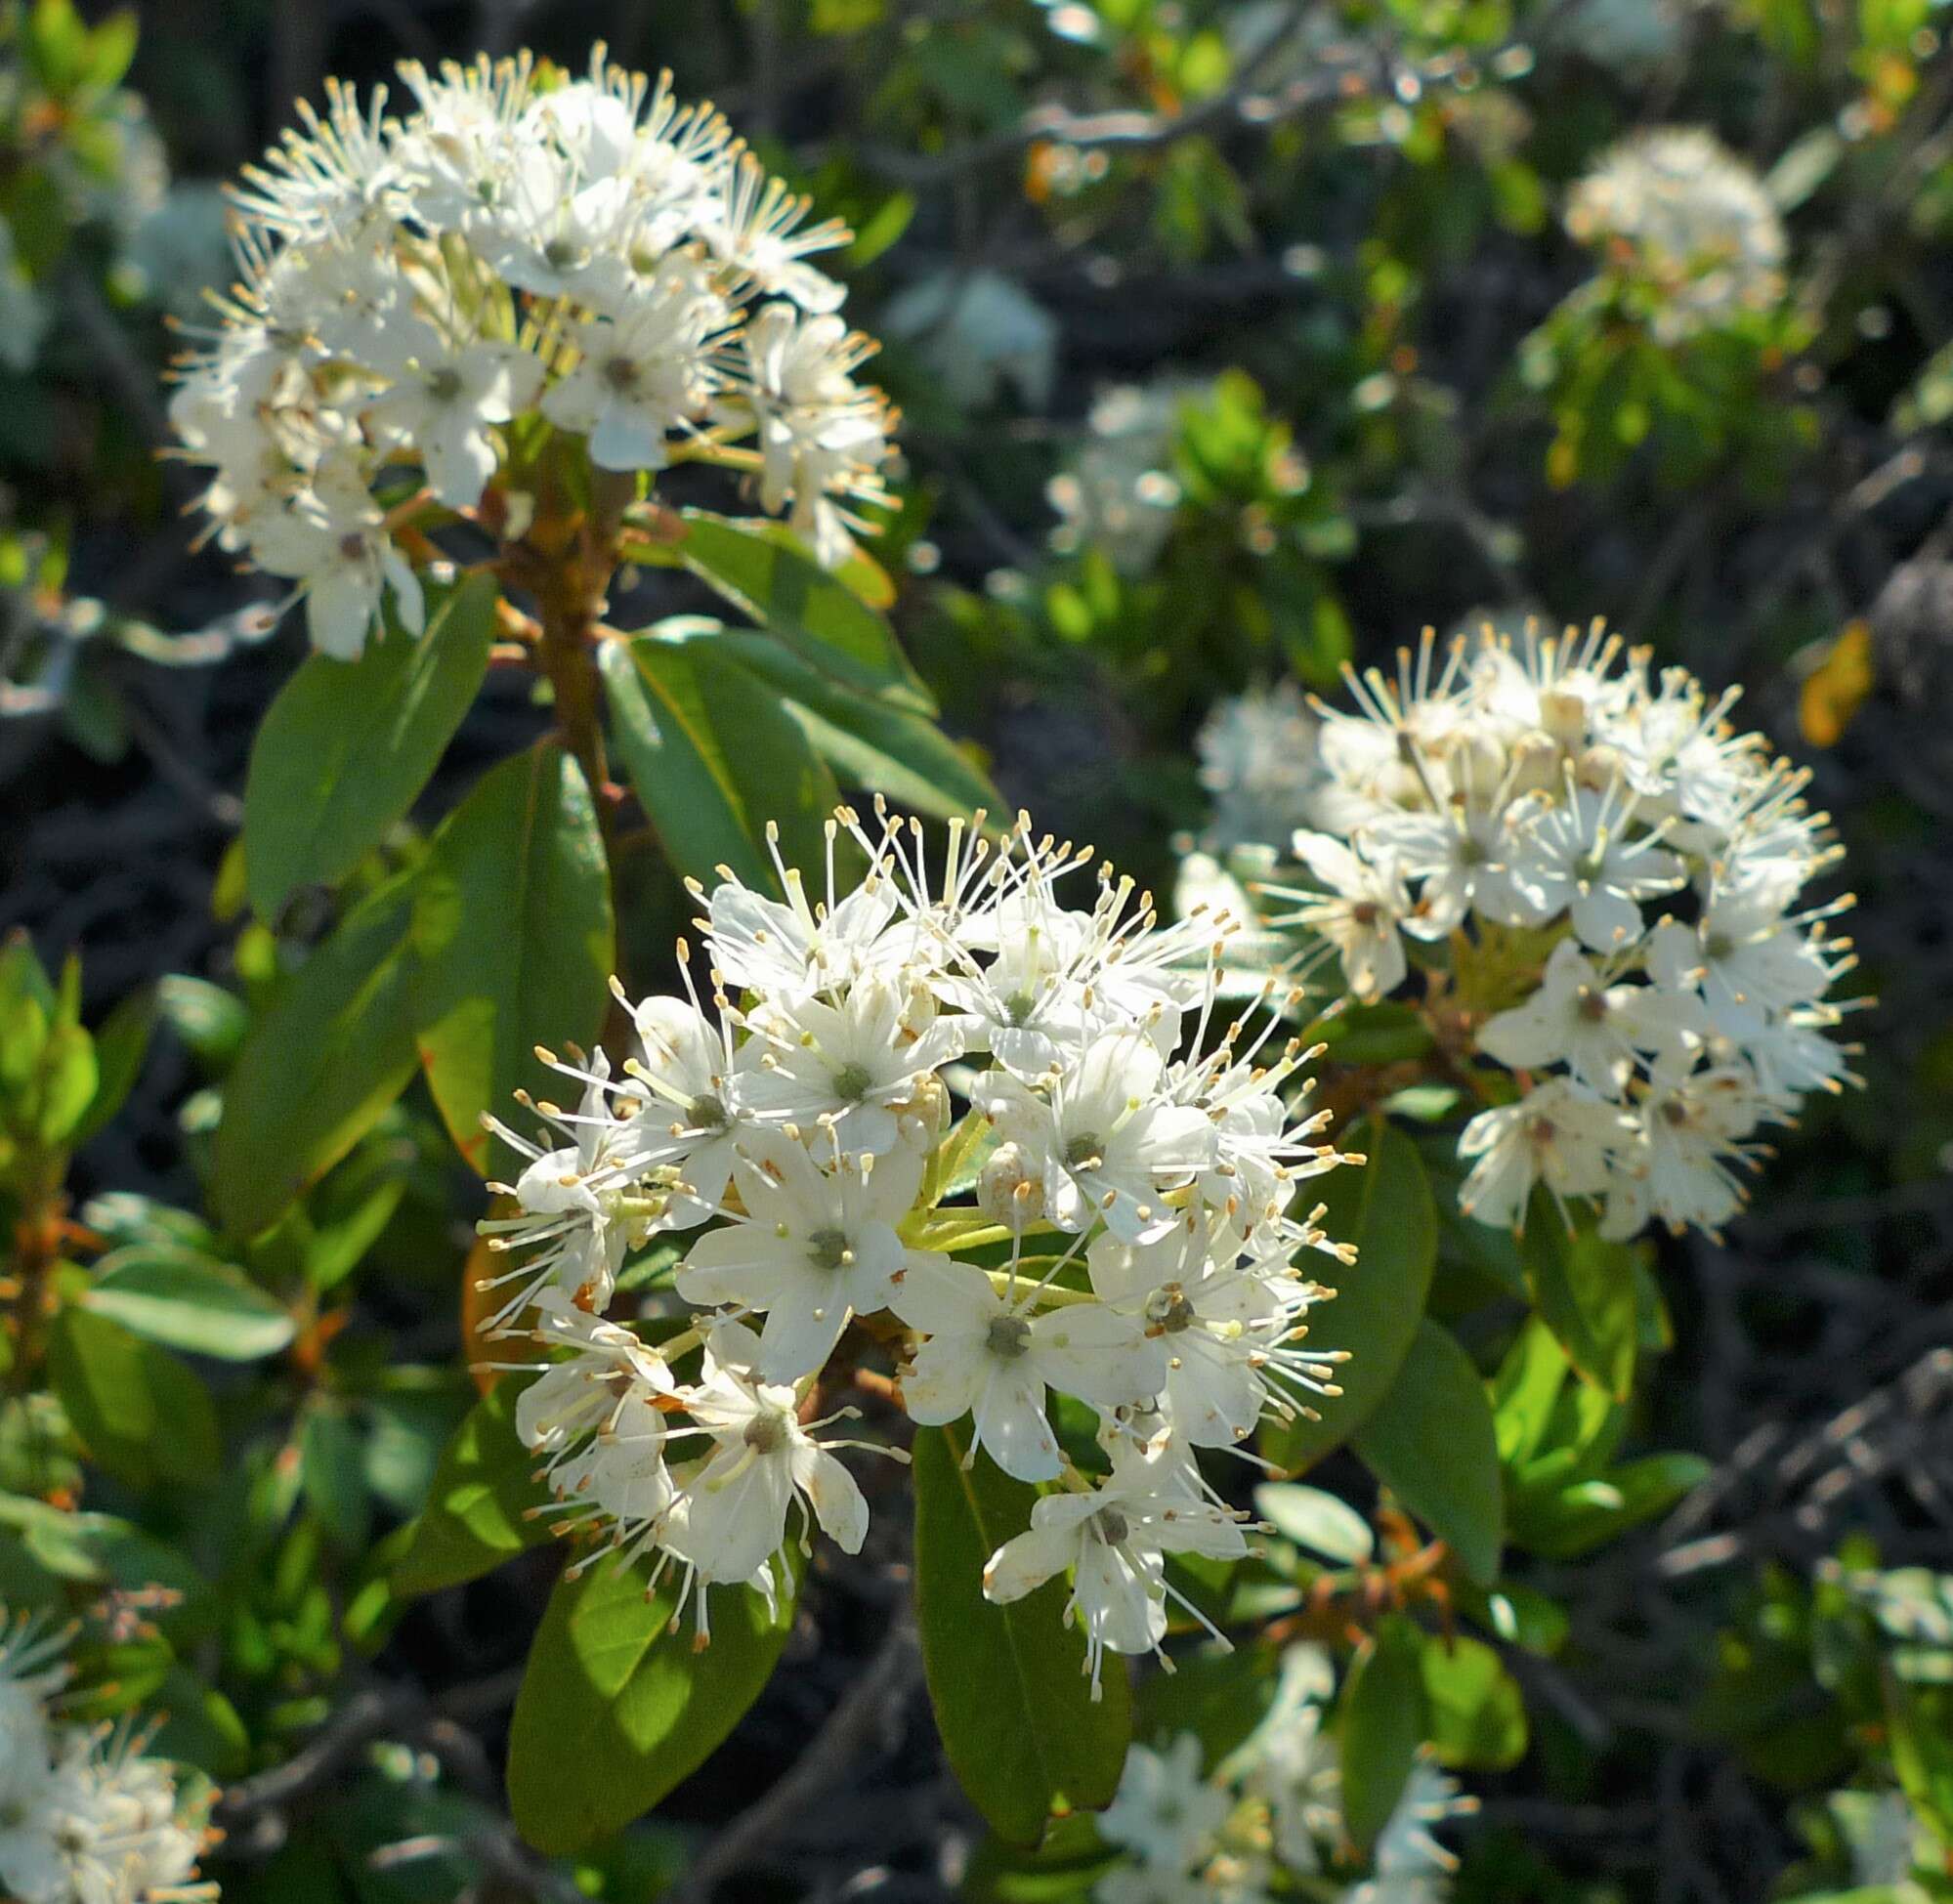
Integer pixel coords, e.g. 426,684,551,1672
3,0,1953,1898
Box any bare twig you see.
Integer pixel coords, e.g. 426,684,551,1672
666,1618,921,1904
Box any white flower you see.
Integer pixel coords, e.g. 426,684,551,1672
540,259,731,470
703,153,849,313
659,1322,870,1604
1505,783,1684,952
1600,1063,1773,1238
1477,936,1710,1096
737,977,963,1156
1088,1219,1302,1449
982,1460,1248,1694
247,456,426,660
988,1031,1213,1244
1456,1079,1626,1230
1566,127,1787,340
1098,1734,1230,1873
704,841,910,996
364,324,545,508
517,1300,680,1538
1265,833,1412,998
888,1254,1164,1481
1646,891,1837,1042
478,1050,641,1330
676,1135,923,1381
734,303,893,566
623,989,750,1224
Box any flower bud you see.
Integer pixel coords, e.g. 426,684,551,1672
978,1141,1044,1229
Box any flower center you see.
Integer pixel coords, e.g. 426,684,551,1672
1144,1283,1198,1333
1003,991,1038,1027
743,1408,792,1455
1350,901,1380,926
686,1091,729,1131
1092,1506,1130,1546
807,1226,851,1272
831,1061,874,1104
1704,931,1734,962
1575,846,1608,883
985,1314,1033,1360
426,365,464,402
1063,1131,1104,1170
544,235,585,271
1576,987,1609,1023
1660,1097,1690,1127
601,354,640,392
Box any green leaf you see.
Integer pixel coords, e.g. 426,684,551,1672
410,744,614,1173
1265,1119,1436,1472
1418,1631,1528,1770
507,1552,796,1854
1353,1320,1504,1587
912,1422,1131,1844
599,632,776,894
1513,1452,1710,1560
1254,1483,1374,1564
81,1246,295,1361
70,985,154,1148
212,872,420,1238
713,629,999,822
1522,1192,1639,1401
242,574,497,920
1337,1615,1426,1852
676,509,933,714
301,1405,372,1549
392,1378,552,1596
48,1309,220,1489
603,628,840,896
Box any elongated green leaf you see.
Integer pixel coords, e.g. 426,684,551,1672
1418,1631,1528,1771
48,1309,220,1489
912,1422,1131,1845
1266,1119,1436,1472
606,627,840,893
243,574,497,919
715,629,999,821
1522,1191,1639,1401
1353,1320,1504,1587
411,745,614,1173
212,872,420,1238
82,1247,295,1361
507,1552,796,1854
677,509,933,714
1337,1616,1426,1851
70,985,154,1149
599,634,776,894
393,1378,551,1596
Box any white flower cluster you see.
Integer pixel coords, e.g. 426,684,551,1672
0,1614,212,1904
1216,623,1857,1239
1046,381,1193,577
1092,1646,1472,1903
484,806,1355,1680
1196,679,1322,856
169,49,893,657
1565,127,1788,343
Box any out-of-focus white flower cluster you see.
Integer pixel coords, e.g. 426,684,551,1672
1197,623,1859,1241
1046,382,1193,576
0,1613,213,1904
1091,1646,1473,1903
1197,679,1321,856
1565,128,1788,343
169,48,893,657
484,805,1356,1683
